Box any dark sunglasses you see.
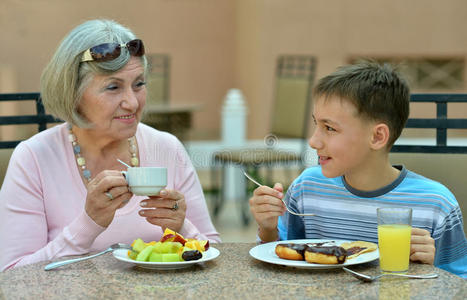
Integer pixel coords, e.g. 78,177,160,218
80,39,145,62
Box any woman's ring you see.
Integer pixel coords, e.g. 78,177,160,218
172,202,179,211
105,192,114,200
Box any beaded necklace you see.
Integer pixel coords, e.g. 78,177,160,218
67,124,139,182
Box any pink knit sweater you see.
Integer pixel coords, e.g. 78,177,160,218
0,123,220,271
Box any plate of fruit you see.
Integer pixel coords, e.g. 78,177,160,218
113,229,219,270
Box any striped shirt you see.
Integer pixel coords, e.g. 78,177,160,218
278,165,467,278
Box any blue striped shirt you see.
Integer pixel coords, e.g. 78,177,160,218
278,165,467,278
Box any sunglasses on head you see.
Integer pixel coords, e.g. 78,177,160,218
80,39,145,62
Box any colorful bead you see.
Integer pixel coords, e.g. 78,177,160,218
77,157,86,166
73,145,81,154
83,169,91,180
68,125,138,182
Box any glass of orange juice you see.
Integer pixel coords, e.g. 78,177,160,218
377,207,412,274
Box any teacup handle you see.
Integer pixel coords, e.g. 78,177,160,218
121,171,128,181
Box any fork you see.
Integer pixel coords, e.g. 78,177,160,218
242,170,315,217
342,267,439,282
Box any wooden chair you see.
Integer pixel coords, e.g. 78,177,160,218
390,93,467,233
144,54,170,106
140,54,192,142
0,93,61,185
211,55,317,225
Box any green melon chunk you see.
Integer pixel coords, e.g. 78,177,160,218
152,242,163,253
132,238,146,253
162,253,181,262
158,242,183,254
149,252,163,262
128,250,138,260
136,245,155,261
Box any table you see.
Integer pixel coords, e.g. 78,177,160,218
0,243,465,299
142,103,201,142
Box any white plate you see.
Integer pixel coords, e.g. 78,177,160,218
113,247,220,270
249,239,379,269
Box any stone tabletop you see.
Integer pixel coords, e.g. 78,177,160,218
0,243,465,300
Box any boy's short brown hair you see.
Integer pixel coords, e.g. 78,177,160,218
313,60,410,148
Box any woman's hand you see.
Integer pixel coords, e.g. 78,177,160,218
410,227,436,264
249,183,286,242
138,189,186,233
85,170,132,227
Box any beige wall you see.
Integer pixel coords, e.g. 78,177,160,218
235,0,467,138
1,0,467,140
0,0,235,139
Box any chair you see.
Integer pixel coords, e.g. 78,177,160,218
142,54,177,132
390,93,467,233
0,92,61,185
392,94,467,154
211,55,317,225
144,54,170,105
140,54,192,142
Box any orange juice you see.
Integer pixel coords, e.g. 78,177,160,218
377,224,411,273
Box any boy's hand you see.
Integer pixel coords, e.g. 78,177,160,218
249,183,286,242
410,228,435,264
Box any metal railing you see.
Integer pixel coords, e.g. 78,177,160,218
0,93,61,149
391,93,467,154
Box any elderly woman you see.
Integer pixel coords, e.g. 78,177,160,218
0,19,220,271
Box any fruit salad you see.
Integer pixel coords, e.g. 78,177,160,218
128,228,210,262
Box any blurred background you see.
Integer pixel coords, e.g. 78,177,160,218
1,0,467,241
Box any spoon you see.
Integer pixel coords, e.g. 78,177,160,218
342,267,439,282
117,158,131,168
242,170,315,217
44,243,132,271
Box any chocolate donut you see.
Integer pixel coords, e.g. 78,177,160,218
275,243,307,261
304,245,347,264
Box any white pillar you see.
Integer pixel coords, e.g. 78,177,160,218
221,89,247,201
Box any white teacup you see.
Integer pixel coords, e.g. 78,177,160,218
121,167,167,196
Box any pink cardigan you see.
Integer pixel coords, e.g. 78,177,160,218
0,123,220,270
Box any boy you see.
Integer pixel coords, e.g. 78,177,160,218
249,61,467,278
